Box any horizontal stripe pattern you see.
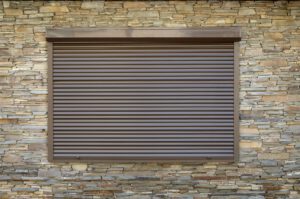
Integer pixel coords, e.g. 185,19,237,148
52,41,234,160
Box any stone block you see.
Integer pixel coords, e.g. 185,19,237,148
260,59,287,68
239,8,256,15
128,11,159,18
81,1,104,10
4,9,23,16
175,4,194,13
258,153,289,160
72,164,88,171
264,32,283,41
124,2,147,9
240,141,262,149
40,6,69,13
3,154,22,163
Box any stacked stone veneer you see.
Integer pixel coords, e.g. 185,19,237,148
0,1,299,198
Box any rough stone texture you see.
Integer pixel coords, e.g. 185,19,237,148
0,0,299,198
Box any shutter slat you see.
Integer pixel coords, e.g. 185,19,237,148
51,40,235,160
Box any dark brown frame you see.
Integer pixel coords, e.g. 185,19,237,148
47,27,241,163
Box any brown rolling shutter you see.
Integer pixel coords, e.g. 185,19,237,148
47,28,240,161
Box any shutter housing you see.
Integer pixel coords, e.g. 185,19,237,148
47,28,241,162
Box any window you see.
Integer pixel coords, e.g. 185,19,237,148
47,28,241,162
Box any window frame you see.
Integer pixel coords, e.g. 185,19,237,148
47,28,241,163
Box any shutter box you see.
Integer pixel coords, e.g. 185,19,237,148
47,28,241,162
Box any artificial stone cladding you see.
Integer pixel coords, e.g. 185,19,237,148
0,1,299,198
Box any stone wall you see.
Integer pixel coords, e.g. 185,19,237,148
0,1,299,198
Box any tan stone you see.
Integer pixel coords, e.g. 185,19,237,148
239,8,255,15
81,1,104,10
3,154,22,163
258,153,289,160
124,2,147,9
245,48,263,56
262,95,287,102
40,6,69,13
28,143,47,151
260,59,287,68
240,141,262,149
15,26,33,34
175,4,194,13
4,9,22,16
223,1,240,8
264,32,283,41
291,40,300,47
287,106,300,112
288,95,300,102
240,128,259,135
72,164,88,171
128,11,159,18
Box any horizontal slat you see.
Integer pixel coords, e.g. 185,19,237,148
53,115,233,119
53,100,233,104
53,77,233,81
54,138,233,142
53,154,234,158
53,60,234,65
53,83,234,88
53,44,233,48
53,72,233,77
53,130,233,135
54,142,233,146
54,150,233,154
53,119,233,123
53,69,233,73
54,53,233,57
53,111,233,115
54,49,233,54
53,127,233,130
54,146,233,150
53,104,233,108
53,122,233,127
54,57,233,61
53,88,233,93
53,107,233,111
53,65,233,69
54,134,233,138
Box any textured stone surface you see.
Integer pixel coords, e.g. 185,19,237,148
0,0,299,198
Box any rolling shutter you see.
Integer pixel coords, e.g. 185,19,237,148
50,40,236,161
47,28,241,161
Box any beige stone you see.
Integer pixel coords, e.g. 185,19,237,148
288,95,300,102
260,59,287,68
124,2,147,9
291,40,300,47
262,95,287,102
264,32,283,41
258,153,289,160
245,48,263,56
81,1,104,10
3,1,10,8
222,1,240,8
40,6,69,13
3,154,22,163
15,26,33,34
72,164,88,171
175,4,194,13
28,143,47,151
240,128,259,135
239,8,255,15
128,11,159,18
240,141,262,149
4,9,22,16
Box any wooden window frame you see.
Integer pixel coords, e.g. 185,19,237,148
47,27,241,163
